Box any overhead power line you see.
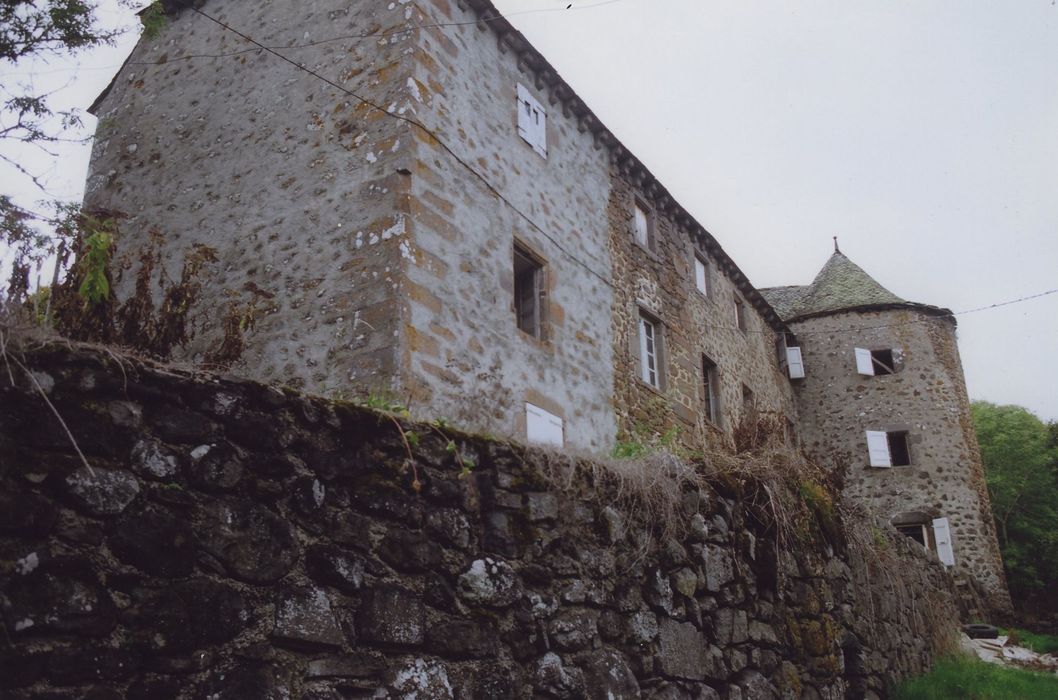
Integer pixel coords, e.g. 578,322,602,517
55,5,1051,343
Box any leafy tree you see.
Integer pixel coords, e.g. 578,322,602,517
973,401,1058,610
0,1,124,182
0,1,144,302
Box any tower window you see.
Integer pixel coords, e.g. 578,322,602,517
855,347,896,376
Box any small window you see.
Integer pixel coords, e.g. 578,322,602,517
896,523,929,548
638,311,663,389
855,347,896,376
514,244,546,339
516,83,547,158
865,430,911,467
693,255,710,296
701,354,720,425
734,296,747,332
633,200,654,250
741,384,755,417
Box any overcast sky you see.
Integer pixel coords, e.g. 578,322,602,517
2,0,1056,420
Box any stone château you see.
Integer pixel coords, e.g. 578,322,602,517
81,0,1008,607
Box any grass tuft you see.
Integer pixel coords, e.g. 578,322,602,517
893,655,1058,700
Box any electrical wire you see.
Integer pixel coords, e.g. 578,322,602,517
188,8,1058,341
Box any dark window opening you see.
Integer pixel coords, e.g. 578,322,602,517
887,431,911,466
734,296,747,332
514,245,545,339
871,349,895,375
702,355,719,424
742,384,755,417
896,524,927,547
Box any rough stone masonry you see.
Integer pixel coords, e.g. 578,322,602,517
0,342,977,699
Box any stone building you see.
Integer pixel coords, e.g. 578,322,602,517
81,0,1006,604
761,251,1009,608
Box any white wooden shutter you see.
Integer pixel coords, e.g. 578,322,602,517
932,517,955,567
786,347,805,379
516,83,547,158
526,403,563,446
866,430,892,467
855,348,875,376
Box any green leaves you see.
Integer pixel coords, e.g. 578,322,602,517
75,229,111,305
973,401,1058,606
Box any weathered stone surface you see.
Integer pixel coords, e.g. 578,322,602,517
187,442,244,491
2,556,115,637
306,544,373,593
198,666,287,700
581,648,641,700
130,439,178,479
357,586,424,646
389,658,453,699
527,492,559,521
153,408,218,444
128,578,248,654
702,544,735,593
535,652,585,698
630,610,660,644
272,587,345,648
196,500,298,583
457,557,523,607
108,502,195,578
426,618,498,659
64,467,140,516
0,492,57,536
305,653,385,679
378,527,443,573
46,646,141,686
657,620,710,681
549,608,599,651
425,507,471,549
292,475,327,516
672,567,698,598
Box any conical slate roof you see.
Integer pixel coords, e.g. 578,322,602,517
760,252,908,321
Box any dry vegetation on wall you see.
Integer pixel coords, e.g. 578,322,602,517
0,313,969,698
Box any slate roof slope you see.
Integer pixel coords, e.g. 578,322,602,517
760,252,950,322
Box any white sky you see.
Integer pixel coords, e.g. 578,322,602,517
2,0,1056,420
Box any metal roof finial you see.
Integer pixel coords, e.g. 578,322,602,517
833,236,840,254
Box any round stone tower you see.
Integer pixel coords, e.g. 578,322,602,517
763,252,1010,612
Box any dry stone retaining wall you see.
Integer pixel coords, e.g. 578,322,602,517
0,343,965,699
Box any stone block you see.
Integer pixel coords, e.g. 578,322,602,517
657,619,709,681
357,586,424,646
65,467,140,516
196,499,298,583
456,557,522,607
272,586,345,648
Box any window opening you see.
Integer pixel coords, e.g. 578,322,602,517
734,296,747,332
865,430,911,467
887,431,910,466
633,200,654,250
694,255,710,296
855,347,897,376
514,245,545,339
701,354,719,424
741,384,755,417
896,524,928,548
638,312,662,388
